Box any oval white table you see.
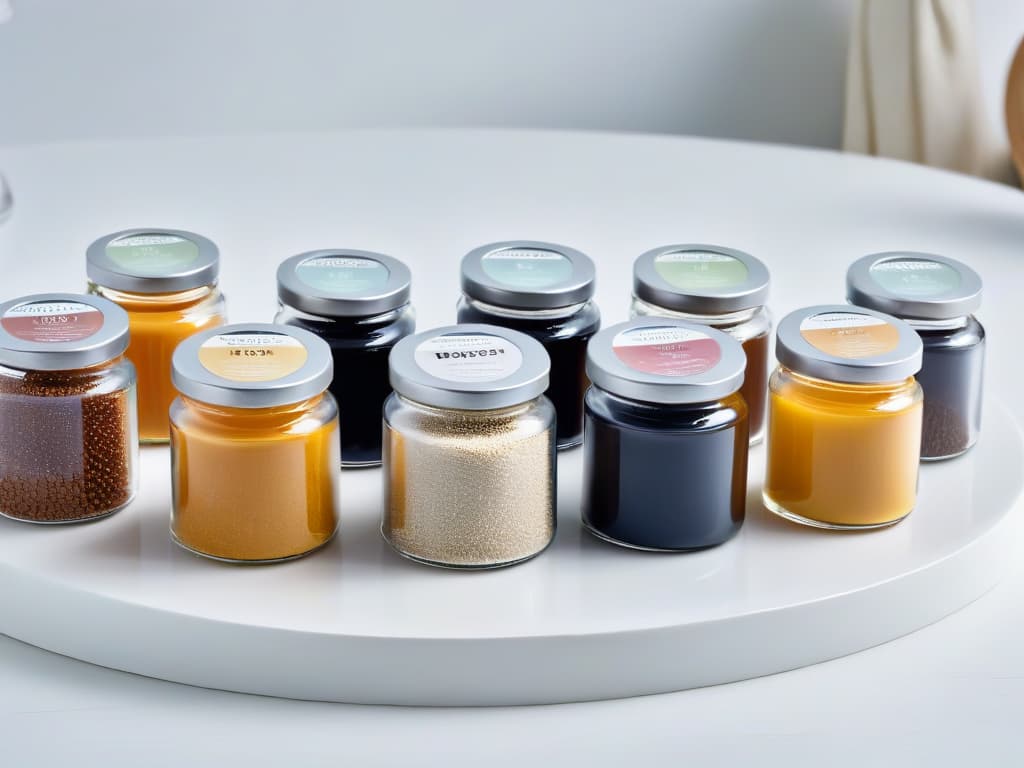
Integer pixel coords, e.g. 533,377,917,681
1,130,1023,760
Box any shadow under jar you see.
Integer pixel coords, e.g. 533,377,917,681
170,323,340,563
582,319,749,551
847,251,985,460
763,306,924,530
87,228,226,444
274,249,415,467
631,244,771,445
383,324,556,569
0,293,137,523
457,240,599,450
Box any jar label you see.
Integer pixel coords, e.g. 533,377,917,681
1,301,103,343
295,255,390,294
415,333,523,382
612,326,721,376
105,233,201,275
869,258,962,297
800,312,900,358
481,248,573,288
198,332,308,382
654,251,749,290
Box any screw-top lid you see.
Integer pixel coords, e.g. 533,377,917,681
172,323,333,409
846,251,982,321
86,228,220,293
388,324,550,410
0,293,130,371
586,318,746,404
776,305,923,384
460,240,596,310
277,249,412,317
633,244,770,314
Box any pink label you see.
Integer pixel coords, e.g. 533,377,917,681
612,326,721,376
1,301,103,343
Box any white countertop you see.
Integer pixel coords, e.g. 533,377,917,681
1,129,1022,764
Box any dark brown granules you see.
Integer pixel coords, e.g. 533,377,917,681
0,367,134,523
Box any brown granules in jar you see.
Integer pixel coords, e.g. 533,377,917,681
0,368,135,523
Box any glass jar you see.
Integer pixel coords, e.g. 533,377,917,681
87,228,226,443
847,251,985,460
456,240,600,450
763,306,924,529
582,319,749,550
383,324,556,569
631,244,771,444
0,294,138,523
170,323,340,563
275,249,415,467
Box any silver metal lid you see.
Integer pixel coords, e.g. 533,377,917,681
633,244,770,314
586,318,746,405
846,251,982,320
0,293,130,371
389,324,550,410
86,228,220,293
460,240,596,310
776,305,923,384
172,323,333,409
277,249,412,317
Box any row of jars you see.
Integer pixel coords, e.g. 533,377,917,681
0,230,985,567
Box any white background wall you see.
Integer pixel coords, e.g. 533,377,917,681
0,0,1022,150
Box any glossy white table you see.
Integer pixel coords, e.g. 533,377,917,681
1,130,1022,761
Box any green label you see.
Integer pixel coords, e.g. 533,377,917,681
106,233,200,275
295,256,390,295
481,248,573,289
869,258,961,297
654,251,749,291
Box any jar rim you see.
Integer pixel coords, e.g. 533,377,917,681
0,293,130,371
277,249,412,317
172,323,333,409
460,240,596,310
586,318,746,404
388,324,550,410
86,228,219,293
846,251,982,320
775,304,922,384
633,243,770,314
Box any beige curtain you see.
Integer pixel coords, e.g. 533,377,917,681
844,0,1015,183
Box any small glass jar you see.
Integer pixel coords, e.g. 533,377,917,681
0,294,138,523
170,323,340,563
383,324,556,569
763,306,924,529
631,244,771,444
582,319,749,550
847,251,985,460
456,240,600,450
87,228,226,444
274,249,415,467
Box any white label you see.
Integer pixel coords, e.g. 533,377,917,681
799,312,887,332
3,301,98,317
415,333,523,383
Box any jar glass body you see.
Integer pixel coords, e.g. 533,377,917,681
0,356,138,523
763,366,923,529
382,392,556,568
456,296,600,450
169,393,340,562
631,297,771,444
275,302,415,467
906,315,984,460
582,386,748,550
90,283,226,443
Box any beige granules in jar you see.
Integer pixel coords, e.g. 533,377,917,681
383,402,555,568
0,368,135,523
